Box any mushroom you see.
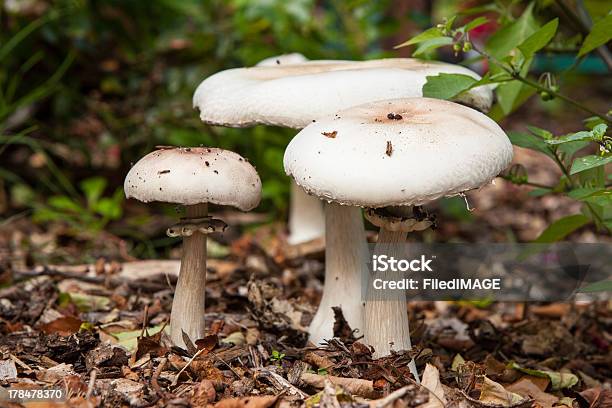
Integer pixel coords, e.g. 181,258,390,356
255,53,308,66
124,147,261,347
284,98,513,379
193,58,493,246
193,58,493,343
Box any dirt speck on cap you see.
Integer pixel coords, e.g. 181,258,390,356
158,170,170,174
386,141,393,157
387,113,403,120
322,131,337,138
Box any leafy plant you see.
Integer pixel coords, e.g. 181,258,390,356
397,1,611,240
32,177,124,233
270,349,286,364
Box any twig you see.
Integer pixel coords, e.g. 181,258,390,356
85,369,97,399
371,386,415,408
471,43,611,123
171,347,206,387
211,352,241,379
300,372,377,399
13,266,171,292
152,357,167,394
257,369,309,399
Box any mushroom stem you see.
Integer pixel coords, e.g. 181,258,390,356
308,202,367,345
364,227,420,383
170,203,208,348
288,180,325,245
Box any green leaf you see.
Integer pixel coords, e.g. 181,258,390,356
63,292,111,312
526,126,553,140
518,19,559,58
547,131,594,145
80,177,107,208
570,155,612,174
507,131,554,158
48,196,82,213
395,27,445,48
114,325,166,352
567,187,605,200
486,2,538,58
464,16,489,32
528,188,552,197
509,363,579,390
422,73,478,100
412,37,453,56
578,279,612,293
578,13,612,57
547,124,608,145
534,214,591,243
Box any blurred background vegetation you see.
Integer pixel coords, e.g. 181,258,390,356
0,0,610,264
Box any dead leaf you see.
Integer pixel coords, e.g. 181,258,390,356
195,334,218,352
37,363,76,383
39,315,83,336
133,323,168,361
0,359,17,380
479,377,526,407
506,378,558,408
419,363,446,408
580,388,612,408
215,395,278,408
192,379,216,407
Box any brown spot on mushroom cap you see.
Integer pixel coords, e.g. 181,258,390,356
322,131,337,138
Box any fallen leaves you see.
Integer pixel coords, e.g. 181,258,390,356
420,364,446,408
215,395,278,408
479,376,528,406
39,315,83,336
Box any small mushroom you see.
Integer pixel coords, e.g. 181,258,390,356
124,147,261,348
284,98,513,381
193,57,494,246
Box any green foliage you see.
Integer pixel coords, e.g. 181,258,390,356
32,177,124,233
398,1,611,240
533,215,591,243
578,13,612,57
422,73,479,100
270,349,286,364
0,0,399,253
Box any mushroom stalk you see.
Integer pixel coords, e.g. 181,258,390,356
170,203,208,347
287,180,325,245
364,224,420,383
308,202,367,345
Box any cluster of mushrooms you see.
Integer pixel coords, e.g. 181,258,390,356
124,54,513,382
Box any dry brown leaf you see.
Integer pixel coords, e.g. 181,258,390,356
195,334,218,352
580,388,612,408
479,377,526,407
506,378,558,408
301,373,377,399
39,315,82,336
214,395,278,408
419,363,446,408
192,379,217,407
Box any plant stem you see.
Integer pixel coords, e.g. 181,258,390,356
470,44,611,124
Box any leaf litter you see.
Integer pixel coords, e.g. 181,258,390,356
0,223,610,407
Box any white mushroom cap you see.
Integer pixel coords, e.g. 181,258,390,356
125,147,261,211
255,53,308,66
193,58,493,129
283,98,513,208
